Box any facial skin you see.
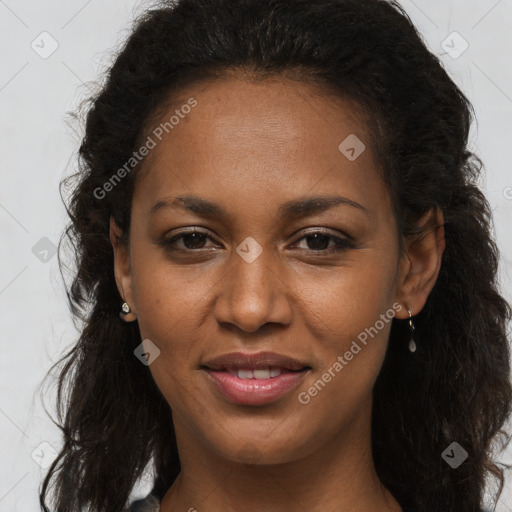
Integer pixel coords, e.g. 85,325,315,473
110,73,445,512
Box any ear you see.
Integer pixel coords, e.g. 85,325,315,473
394,207,446,319
110,216,137,319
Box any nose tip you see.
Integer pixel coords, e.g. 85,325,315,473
218,304,278,334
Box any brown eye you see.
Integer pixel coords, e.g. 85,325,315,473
293,230,356,253
179,232,208,249
161,230,218,251
302,233,333,251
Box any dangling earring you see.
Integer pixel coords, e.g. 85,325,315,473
120,301,137,322
407,307,416,353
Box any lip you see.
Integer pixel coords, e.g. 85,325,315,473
202,351,310,372
201,351,311,406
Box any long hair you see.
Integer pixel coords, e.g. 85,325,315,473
39,1,512,511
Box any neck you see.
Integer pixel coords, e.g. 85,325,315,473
161,401,402,512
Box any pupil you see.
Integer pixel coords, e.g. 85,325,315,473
307,233,329,250
184,232,205,249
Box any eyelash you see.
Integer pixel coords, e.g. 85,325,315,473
160,228,357,254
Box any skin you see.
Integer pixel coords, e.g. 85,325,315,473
110,72,445,512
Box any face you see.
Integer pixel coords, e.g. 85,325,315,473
111,74,442,465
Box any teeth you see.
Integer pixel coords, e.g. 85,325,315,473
253,368,270,379
237,369,253,379
270,367,282,377
227,367,284,379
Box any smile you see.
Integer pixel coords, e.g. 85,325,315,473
202,367,310,406
201,350,312,406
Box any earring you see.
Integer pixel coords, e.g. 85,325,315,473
407,307,416,353
120,301,137,322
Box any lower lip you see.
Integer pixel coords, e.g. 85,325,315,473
203,369,308,406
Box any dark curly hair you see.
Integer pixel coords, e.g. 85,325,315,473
39,1,512,511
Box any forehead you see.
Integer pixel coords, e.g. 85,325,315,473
132,75,390,222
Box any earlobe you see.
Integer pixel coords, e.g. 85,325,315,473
109,216,137,319
395,207,446,319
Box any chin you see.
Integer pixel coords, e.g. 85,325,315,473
204,428,318,466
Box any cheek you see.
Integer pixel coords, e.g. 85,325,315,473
128,250,232,411
297,251,398,347
131,253,216,341
130,261,209,413
295,287,395,430
128,261,206,407
291,251,398,406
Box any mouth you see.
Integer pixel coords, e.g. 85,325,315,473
211,366,305,379
200,351,311,406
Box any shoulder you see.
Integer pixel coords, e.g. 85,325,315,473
127,494,160,512
402,508,491,512
127,497,491,512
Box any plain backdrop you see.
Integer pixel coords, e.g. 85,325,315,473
1,0,511,510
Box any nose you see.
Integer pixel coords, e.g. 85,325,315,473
212,247,293,333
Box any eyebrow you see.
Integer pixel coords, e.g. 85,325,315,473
149,194,369,219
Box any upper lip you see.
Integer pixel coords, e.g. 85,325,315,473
202,351,311,371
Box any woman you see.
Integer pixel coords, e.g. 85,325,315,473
39,0,512,511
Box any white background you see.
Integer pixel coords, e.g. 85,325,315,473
0,0,511,510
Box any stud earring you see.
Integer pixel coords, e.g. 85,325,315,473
407,307,416,353
120,301,137,322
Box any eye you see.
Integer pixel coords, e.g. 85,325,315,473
163,229,218,251
292,230,357,253
158,228,357,254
